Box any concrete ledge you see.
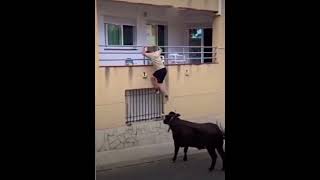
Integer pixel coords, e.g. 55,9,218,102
96,142,207,171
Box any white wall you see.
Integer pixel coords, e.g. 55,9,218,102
98,0,214,66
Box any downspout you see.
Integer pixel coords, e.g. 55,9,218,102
217,0,222,16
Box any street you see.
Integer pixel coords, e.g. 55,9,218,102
96,152,225,180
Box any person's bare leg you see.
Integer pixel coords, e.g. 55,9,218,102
157,82,168,98
151,76,159,91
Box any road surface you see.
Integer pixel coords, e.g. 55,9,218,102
97,152,225,180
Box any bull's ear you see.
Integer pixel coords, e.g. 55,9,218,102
176,113,181,117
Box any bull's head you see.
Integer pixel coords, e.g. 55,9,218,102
163,111,180,132
163,111,180,125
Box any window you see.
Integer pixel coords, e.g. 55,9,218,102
105,23,136,46
123,25,134,45
188,28,213,63
107,24,122,45
189,29,203,64
146,24,158,46
125,88,164,125
190,29,202,39
146,24,167,60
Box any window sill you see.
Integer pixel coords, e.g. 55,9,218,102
104,48,138,51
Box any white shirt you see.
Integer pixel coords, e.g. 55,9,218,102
144,49,165,70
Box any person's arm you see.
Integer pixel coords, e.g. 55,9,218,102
154,47,162,56
142,47,147,54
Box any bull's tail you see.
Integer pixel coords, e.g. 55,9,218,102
216,121,225,140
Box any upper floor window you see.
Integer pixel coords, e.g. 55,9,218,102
105,23,136,46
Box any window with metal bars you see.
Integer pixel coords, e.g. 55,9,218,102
125,88,164,125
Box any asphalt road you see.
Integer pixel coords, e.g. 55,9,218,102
97,152,225,180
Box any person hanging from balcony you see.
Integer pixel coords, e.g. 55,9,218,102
142,46,169,99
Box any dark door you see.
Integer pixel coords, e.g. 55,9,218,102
203,28,212,63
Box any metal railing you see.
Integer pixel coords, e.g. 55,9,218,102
125,88,164,125
99,45,216,66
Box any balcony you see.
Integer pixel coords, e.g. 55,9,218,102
97,0,219,67
99,45,216,67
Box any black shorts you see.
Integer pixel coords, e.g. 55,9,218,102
153,68,167,83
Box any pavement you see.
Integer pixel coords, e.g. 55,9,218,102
96,152,225,180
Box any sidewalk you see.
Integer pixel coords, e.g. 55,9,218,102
96,142,207,171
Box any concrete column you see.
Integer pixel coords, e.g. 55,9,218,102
136,7,146,47
95,0,99,72
212,0,225,64
95,0,101,97
99,16,105,46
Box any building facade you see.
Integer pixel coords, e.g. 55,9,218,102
95,0,225,169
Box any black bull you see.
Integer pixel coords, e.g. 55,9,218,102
163,112,225,171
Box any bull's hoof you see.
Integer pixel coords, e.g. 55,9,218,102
172,158,176,162
183,157,188,161
208,167,214,172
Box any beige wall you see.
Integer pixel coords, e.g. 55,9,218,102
110,0,219,12
96,61,224,129
213,13,224,66
213,16,225,49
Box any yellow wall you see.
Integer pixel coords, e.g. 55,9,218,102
95,60,224,129
111,0,219,12
213,15,225,49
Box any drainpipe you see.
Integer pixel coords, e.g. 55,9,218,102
217,0,222,16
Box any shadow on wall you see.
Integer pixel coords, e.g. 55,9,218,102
177,65,181,80
104,68,110,87
128,67,133,86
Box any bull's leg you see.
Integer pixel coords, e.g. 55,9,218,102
183,147,188,161
172,143,180,162
207,147,217,171
217,145,225,171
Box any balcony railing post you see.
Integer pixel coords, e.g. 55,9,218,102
182,47,185,64
143,47,146,65
201,46,204,64
213,47,217,63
